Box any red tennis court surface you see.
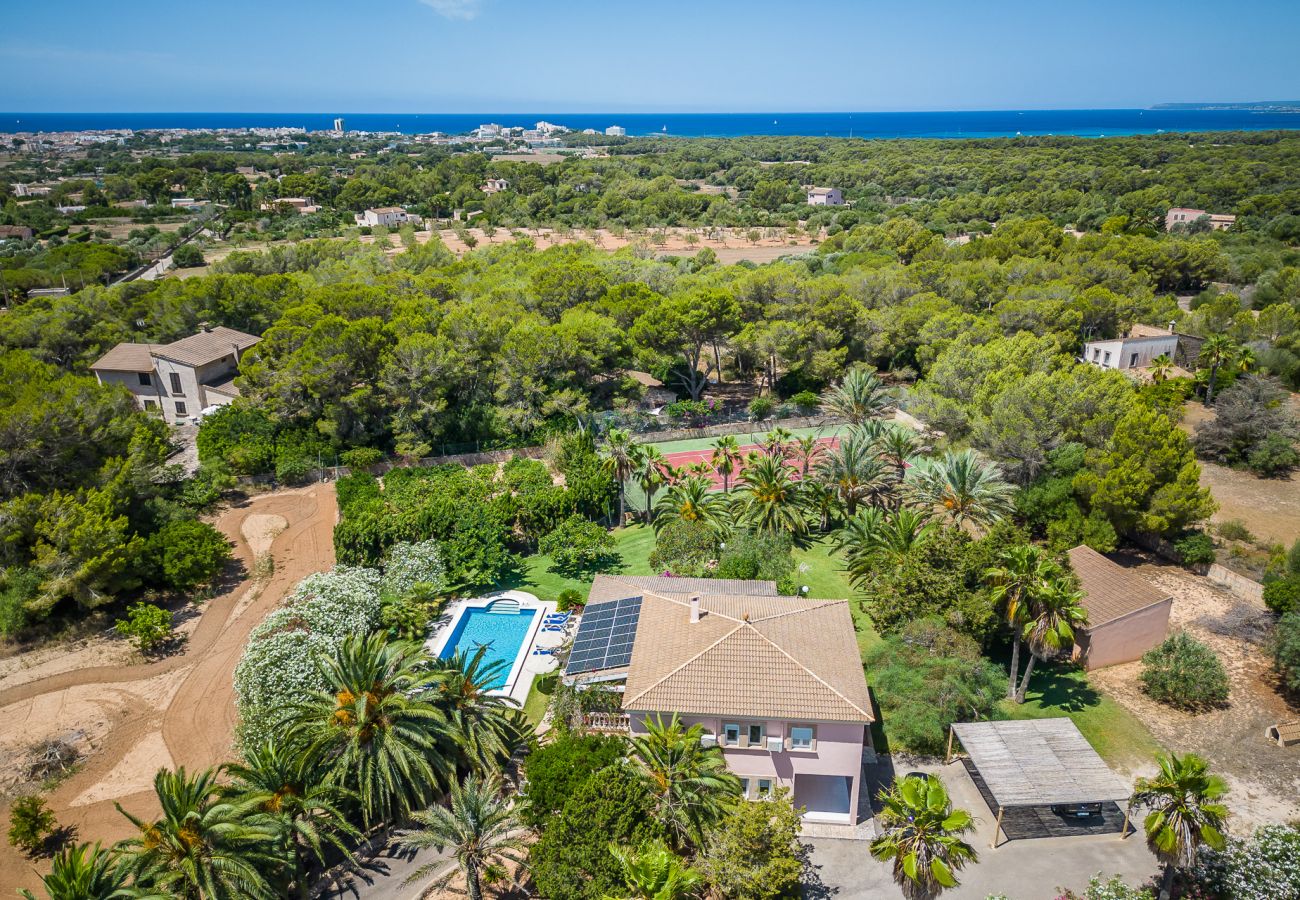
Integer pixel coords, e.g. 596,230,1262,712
660,435,841,489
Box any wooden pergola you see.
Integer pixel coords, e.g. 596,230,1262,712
946,718,1133,848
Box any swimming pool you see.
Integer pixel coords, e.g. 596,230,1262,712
436,606,540,691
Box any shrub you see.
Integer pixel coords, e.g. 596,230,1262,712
171,243,205,267
699,787,804,900
1215,519,1254,543
8,796,56,855
144,520,232,591
275,455,312,484
1275,611,1300,696
539,515,619,576
1248,433,1300,477
790,390,821,414
865,618,1005,754
1263,575,1300,615
1191,824,1300,900
381,539,447,598
1173,531,1216,567
556,589,584,612
715,530,795,593
748,396,775,422
648,518,719,577
1288,538,1300,576
1055,874,1155,900
664,399,714,420
519,731,625,828
340,447,385,470
1139,632,1229,711
0,568,39,639
113,602,173,654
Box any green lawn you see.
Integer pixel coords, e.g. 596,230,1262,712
511,524,657,601
522,675,552,727
644,423,848,456
997,662,1164,769
793,536,882,659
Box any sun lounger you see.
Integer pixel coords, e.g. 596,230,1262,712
532,646,558,657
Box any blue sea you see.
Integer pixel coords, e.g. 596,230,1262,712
3,110,1299,139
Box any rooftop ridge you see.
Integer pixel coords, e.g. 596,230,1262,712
623,619,747,707
747,618,875,719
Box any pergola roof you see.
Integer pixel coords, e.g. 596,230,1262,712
950,719,1130,808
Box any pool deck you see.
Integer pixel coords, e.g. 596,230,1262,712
426,590,565,706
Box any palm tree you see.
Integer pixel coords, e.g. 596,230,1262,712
1013,575,1088,703
626,714,742,849
874,425,920,487
116,767,280,900
802,479,839,532
601,427,642,526
1198,334,1236,406
984,545,1056,701
710,436,743,493
908,449,1015,531
604,840,704,900
821,368,892,424
635,446,669,523
19,842,134,900
1234,344,1255,374
286,633,451,827
792,434,827,477
429,645,531,774
653,475,732,535
815,428,893,517
1130,753,1229,900
761,427,794,459
870,774,978,900
1149,353,1174,383
735,455,808,539
397,774,526,900
835,507,935,588
222,741,359,900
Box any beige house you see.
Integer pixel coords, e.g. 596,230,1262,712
1068,546,1172,669
566,576,874,830
358,206,418,227
90,325,260,425
1166,207,1236,231
806,186,844,206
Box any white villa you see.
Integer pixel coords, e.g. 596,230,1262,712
358,206,419,228
1081,323,1204,376
481,178,510,194
90,325,260,425
806,186,844,206
565,576,874,830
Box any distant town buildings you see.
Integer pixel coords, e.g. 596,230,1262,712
259,197,320,215
1165,207,1236,231
805,186,844,206
358,206,419,227
1081,323,1204,377
477,123,504,139
333,117,346,135
605,125,627,137
91,325,261,425
481,178,510,195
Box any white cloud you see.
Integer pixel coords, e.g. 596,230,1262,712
418,0,483,20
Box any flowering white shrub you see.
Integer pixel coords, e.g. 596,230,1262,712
1192,825,1300,900
382,540,447,597
233,565,383,749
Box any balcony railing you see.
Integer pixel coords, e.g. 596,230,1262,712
583,712,631,733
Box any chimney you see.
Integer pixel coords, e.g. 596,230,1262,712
689,595,701,624
1168,320,1176,334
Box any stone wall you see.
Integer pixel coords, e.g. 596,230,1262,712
1206,563,1265,604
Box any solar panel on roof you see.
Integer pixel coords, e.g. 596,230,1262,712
564,595,645,675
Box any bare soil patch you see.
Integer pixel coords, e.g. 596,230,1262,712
1198,461,1300,547
1087,560,1300,829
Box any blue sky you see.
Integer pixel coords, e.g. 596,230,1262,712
3,0,1298,112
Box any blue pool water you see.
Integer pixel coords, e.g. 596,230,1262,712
438,607,538,690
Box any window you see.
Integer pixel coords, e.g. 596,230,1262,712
175,401,187,417
756,779,773,798
1102,351,1111,365
169,372,183,394
747,723,764,746
138,372,152,387
1129,352,1139,367
739,778,750,798
1092,348,1100,361
789,725,815,750
143,399,157,409
722,724,741,747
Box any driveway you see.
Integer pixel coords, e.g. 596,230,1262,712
803,760,1160,900
317,842,449,900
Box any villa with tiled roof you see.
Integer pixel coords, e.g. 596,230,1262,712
565,575,874,827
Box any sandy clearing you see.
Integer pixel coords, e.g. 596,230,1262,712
0,485,338,897
242,513,287,559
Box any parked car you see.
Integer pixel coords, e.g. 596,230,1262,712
1051,802,1103,818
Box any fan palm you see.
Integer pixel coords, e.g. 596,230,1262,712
870,774,978,900
709,436,743,493
984,545,1057,701
908,449,1015,531
653,474,732,535
1149,354,1174,383
874,425,920,486
604,840,704,900
601,427,642,526
116,767,280,900
222,741,359,899
1130,753,1229,900
1197,334,1236,405
792,434,826,477
815,428,893,517
761,427,793,459
802,479,839,532
820,368,892,424
626,714,742,849
634,446,669,523
429,644,531,774
397,774,526,900
1013,575,1088,703
286,633,451,827
735,455,808,538
19,842,135,900
835,507,935,588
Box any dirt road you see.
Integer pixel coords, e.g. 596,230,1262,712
0,484,337,896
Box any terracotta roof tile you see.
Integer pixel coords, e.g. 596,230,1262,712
153,326,259,367
91,342,163,373
1067,546,1170,628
